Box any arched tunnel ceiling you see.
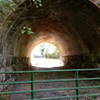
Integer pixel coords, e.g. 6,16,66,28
18,19,88,58
0,0,99,26
90,0,100,8
0,0,100,58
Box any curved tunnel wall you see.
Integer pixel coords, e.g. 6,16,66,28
16,19,88,65
14,18,89,67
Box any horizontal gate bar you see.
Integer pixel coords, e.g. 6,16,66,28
33,86,100,92
35,77,100,83
0,77,100,85
0,90,32,95
1,85,100,95
0,68,100,74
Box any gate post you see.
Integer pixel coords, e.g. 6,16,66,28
30,72,35,100
75,71,80,100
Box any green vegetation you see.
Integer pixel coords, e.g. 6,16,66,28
21,26,34,35
39,45,60,59
0,0,42,17
0,0,16,13
0,0,43,23
20,25,38,40
44,50,60,59
33,0,43,8
0,0,16,23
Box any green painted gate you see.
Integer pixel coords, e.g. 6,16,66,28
0,68,100,100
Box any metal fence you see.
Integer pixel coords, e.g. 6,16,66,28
0,68,100,100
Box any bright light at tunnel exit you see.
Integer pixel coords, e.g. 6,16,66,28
30,42,64,68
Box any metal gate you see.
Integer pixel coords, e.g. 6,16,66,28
0,68,100,100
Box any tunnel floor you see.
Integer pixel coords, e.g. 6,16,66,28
31,58,64,68
3,72,100,100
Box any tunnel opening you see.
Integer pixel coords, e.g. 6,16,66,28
30,42,64,68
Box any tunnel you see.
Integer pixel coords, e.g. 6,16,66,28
0,0,100,70
0,0,100,77
0,0,100,99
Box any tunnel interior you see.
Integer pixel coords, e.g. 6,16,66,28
0,0,100,70
0,0,100,97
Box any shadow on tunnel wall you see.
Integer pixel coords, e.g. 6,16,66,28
0,56,31,71
61,54,100,69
